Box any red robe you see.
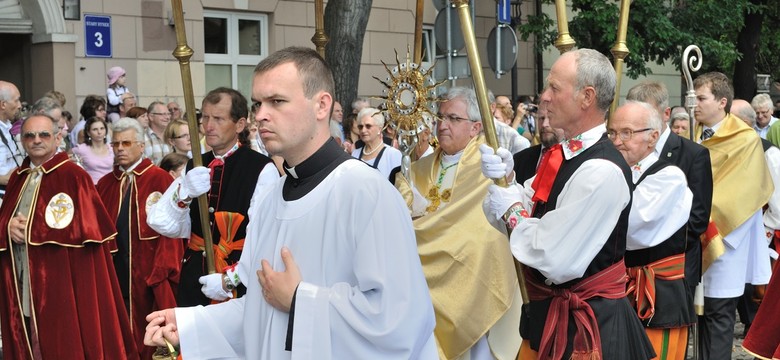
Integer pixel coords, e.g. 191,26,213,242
743,266,780,359
97,158,183,359
0,152,138,359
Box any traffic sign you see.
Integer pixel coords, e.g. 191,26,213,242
497,0,511,24
84,14,112,58
487,24,518,75
434,7,465,52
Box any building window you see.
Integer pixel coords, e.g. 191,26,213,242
203,11,268,101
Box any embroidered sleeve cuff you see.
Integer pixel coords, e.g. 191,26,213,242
502,202,529,230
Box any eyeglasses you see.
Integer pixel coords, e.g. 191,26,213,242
168,107,180,112
357,124,375,130
436,113,471,124
22,131,53,140
151,112,171,116
607,128,652,142
172,133,190,140
111,140,140,148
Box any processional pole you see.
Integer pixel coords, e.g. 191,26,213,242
311,0,328,58
553,0,576,54
449,0,528,305
170,0,216,274
608,0,631,125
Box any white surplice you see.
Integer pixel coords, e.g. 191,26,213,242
175,160,437,359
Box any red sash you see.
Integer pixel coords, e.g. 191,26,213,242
625,254,685,320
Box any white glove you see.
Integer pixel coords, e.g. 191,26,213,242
198,273,233,301
479,144,514,181
483,184,524,224
181,166,211,199
411,186,430,217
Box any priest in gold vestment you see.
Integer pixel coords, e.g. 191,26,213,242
395,87,522,360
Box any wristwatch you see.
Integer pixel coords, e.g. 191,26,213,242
222,273,235,291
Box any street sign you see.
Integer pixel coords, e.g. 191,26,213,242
487,24,518,76
84,14,112,58
433,54,471,81
434,7,465,51
431,0,447,11
497,0,511,24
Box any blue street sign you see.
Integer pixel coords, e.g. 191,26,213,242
84,14,112,58
497,0,511,24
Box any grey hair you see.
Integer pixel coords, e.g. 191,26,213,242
440,87,481,123
751,93,773,111
30,96,62,119
626,81,669,112
573,49,616,112
357,107,385,128
734,102,757,127
670,112,690,128
624,100,662,136
147,100,166,114
112,117,145,142
352,97,370,109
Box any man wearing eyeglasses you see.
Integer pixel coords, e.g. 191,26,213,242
0,81,23,197
610,101,693,359
168,101,183,121
145,101,172,165
96,117,183,359
756,94,780,146
0,113,138,358
693,72,772,360
481,49,654,359
395,86,522,359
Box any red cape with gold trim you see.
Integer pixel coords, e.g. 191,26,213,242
0,152,138,359
97,158,183,359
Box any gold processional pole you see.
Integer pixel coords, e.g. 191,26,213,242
311,0,328,58
553,0,576,54
608,0,631,125
170,0,216,274
449,0,528,305
413,0,425,64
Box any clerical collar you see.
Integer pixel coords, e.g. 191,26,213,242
120,158,143,173
440,150,463,167
282,138,352,201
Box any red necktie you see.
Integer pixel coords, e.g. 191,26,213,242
531,143,563,205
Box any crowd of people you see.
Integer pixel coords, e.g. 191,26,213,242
0,45,780,360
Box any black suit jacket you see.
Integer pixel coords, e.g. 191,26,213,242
659,131,713,287
513,144,543,184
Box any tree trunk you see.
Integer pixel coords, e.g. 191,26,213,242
324,0,373,115
733,0,765,101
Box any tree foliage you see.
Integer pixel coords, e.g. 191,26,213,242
517,0,779,85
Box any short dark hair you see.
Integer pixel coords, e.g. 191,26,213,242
202,87,250,147
693,72,734,113
254,47,334,98
159,152,189,173
80,95,106,120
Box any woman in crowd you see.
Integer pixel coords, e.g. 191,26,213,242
163,119,191,158
351,107,402,179
670,112,691,138
341,113,360,153
71,116,114,184
126,106,149,128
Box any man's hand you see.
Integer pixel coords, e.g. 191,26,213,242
198,273,233,301
180,166,211,199
9,214,27,244
257,247,301,313
479,144,514,182
144,309,179,347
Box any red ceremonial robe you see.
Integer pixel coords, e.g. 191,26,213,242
0,151,138,360
97,158,183,359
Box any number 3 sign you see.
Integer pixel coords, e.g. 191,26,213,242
84,14,112,58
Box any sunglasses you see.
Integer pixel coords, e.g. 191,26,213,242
22,131,53,140
357,124,375,130
111,140,139,148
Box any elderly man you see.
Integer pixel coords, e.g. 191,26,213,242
0,114,137,358
96,117,183,359
148,88,277,307
752,93,779,141
0,81,23,195
481,49,654,359
626,81,713,324
395,86,521,359
144,46,435,359
144,101,172,165
14,97,64,158
611,101,693,359
119,92,137,118
167,101,183,121
693,72,772,360
511,104,564,184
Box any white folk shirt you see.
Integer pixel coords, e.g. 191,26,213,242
509,124,632,285
763,146,780,233
625,152,693,250
175,160,437,359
